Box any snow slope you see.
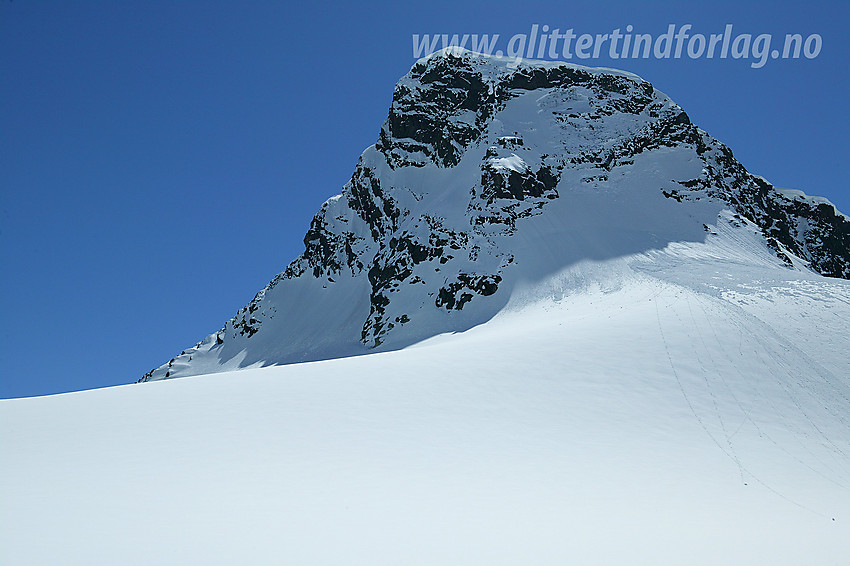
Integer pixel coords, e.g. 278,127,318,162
3,241,850,564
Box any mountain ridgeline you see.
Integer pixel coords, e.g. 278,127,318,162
139,48,850,382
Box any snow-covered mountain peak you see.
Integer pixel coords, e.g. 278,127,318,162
139,50,850,382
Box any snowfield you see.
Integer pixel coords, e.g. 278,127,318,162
3,246,850,565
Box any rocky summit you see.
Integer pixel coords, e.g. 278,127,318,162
140,47,850,382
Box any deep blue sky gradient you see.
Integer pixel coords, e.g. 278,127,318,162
1,0,848,398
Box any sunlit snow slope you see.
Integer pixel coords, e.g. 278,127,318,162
3,243,850,564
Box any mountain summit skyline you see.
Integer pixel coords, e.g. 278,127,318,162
140,47,850,383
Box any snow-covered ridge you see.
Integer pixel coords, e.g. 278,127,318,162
139,48,850,382
772,183,849,221
418,46,648,81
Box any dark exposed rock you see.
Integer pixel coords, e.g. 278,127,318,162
470,144,562,231
436,274,503,310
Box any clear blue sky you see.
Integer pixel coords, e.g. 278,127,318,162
1,0,848,398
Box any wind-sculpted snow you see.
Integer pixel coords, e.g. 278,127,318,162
140,48,850,382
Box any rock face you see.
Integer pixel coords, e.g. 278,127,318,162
139,48,850,383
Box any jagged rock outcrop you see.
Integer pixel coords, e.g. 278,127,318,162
139,48,849,383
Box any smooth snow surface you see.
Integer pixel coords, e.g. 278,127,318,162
3,246,850,565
